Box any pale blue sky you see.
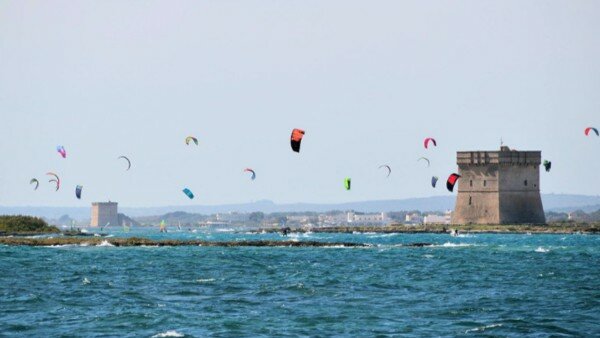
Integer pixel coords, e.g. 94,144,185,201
0,1,598,207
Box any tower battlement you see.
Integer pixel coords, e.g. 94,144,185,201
457,147,541,166
452,146,545,225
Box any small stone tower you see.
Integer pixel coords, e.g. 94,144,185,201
452,146,545,225
91,202,119,227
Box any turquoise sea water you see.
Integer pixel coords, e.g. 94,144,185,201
1,229,598,337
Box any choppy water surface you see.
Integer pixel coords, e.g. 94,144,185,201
1,229,599,337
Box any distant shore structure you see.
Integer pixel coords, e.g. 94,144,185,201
452,146,546,225
91,202,118,227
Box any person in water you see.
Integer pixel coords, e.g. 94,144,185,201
282,227,290,236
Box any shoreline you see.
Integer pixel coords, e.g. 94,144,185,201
0,237,365,247
0,237,439,247
254,224,600,234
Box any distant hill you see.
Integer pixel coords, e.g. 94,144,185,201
2,194,600,220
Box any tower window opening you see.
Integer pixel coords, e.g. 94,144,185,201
469,196,472,205
524,180,528,186
483,180,487,187
470,180,473,187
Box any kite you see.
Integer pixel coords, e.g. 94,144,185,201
584,127,599,136
431,176,438,188
378,165,391,177
75,185,83,199
185,136,199,145
56,146,66,158
30,178,39,190
446,173,460,192
118,156,131,170
244,168,256,180
543,160,551,172
344,177,351,190
182,188,194,199
418,157,431,167
46,172,60,191
290,129,305,153
424,138,437,149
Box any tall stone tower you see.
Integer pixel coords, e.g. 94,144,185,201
91,202,119,227
452,146,545,225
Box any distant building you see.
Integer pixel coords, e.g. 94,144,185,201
452,146,545,225
347,211,389,225
286,215,313,224
405,213,423,225
318,213,347,226
91,202,118,227
215,212,249,223
424,211,452,225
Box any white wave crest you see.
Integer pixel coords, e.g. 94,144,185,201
195,278,215,283
535,247,549,253
96,240,114,247
152,331,184,338
288,232,313,239
435,242,474,248
367,233,399,238
465,323,502,333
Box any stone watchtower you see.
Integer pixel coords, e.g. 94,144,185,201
451,146,545,225
90,202,119,227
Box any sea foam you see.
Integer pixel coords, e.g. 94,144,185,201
151,330,184,337
436,242,475,248
96,240,114,247
465,323,502,333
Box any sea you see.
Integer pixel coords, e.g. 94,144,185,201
1,228,598,337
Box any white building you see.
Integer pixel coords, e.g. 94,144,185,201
286,215,313,224
424,210,452,225
347,211,390,225
215,212,249,223
404,213,423,225
318,213,348,226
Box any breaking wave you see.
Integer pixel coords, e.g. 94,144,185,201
433,242,476,248
96,240,114,247
465,323,503,333
195,278,216,283
151,331,184,338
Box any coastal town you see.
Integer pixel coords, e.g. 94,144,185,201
44,205,600,231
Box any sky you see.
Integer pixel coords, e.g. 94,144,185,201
0,1,599,207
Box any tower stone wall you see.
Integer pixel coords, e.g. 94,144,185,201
91,202,119,227
451,146,545,225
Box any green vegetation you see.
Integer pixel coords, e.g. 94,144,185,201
0,215,60,235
